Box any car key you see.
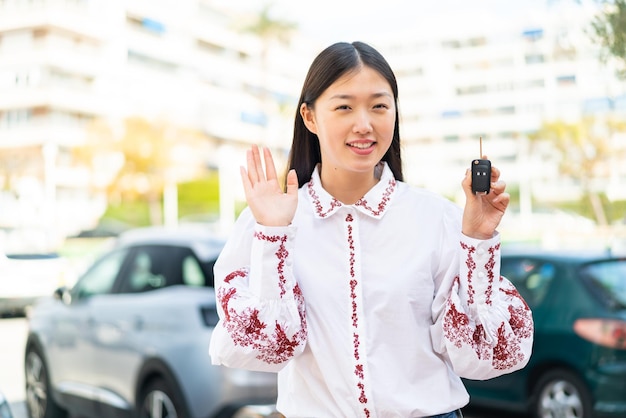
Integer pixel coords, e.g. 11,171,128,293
471,137,491,195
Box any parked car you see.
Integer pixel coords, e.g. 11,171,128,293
463,248,626,418
0,389,13,418
0,252,69,317
24,226,280,418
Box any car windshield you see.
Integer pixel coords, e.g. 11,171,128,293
581,260,626,310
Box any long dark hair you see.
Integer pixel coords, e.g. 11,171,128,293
285,41,403,188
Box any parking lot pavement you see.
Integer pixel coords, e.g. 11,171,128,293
0,316,28,418
0,316,523,418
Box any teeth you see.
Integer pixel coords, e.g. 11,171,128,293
349,143,373,149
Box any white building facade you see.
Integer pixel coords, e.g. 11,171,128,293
0,0,624,248
377,2,626,203
0,0,307,244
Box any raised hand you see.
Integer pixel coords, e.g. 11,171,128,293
461,156,510,240
240,145,299,227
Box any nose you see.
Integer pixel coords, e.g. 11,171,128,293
352,109,373,134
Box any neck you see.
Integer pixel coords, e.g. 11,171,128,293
319,164,382,205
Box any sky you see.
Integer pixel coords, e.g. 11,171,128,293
214,0,590,44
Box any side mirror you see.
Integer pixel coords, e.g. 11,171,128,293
54,287,72,305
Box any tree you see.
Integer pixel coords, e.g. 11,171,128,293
590,0,626,79
0,145,43,192
239,3,297,69
74,117,213,226
530,116,626,225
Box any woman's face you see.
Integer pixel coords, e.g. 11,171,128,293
301,66,396,177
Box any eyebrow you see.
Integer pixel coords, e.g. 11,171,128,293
329,92,393,100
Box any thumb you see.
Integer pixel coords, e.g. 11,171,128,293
286,169,299,195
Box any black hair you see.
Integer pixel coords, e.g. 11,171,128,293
285,41,403,188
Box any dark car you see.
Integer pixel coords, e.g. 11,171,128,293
24,226,279,418
463,248,626,418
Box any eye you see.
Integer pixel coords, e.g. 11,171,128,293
373,103,390,110
335,104,351,111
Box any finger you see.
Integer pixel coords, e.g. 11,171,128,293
246,149,258,184
263,147,278,181
490,165,501,182
240,165,252,196
251,145,265,182
492,191,510,210
491,180,506,195
285,169,299,195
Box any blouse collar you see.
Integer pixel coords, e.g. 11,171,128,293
305,162,397,220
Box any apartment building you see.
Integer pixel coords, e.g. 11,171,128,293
0,0,624,245
0,0,305,241
379,2,626,206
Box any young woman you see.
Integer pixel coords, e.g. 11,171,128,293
209,41,533,418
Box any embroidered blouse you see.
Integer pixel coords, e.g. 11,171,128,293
209,163,533,418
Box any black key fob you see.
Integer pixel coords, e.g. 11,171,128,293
471,159,491,194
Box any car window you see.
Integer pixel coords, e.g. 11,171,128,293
182,255,205,287
72,248,128,300
501,258,555,308
117,245,212,293
581,260,626,309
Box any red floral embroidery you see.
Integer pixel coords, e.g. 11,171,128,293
307,179,342,217
220,287,237,321
443,302,472,348
254,231,289,297
222,302,306,364
492,323,525,370
215,231,307,365
460,243,476,305
224,269,247,284
442,242,533,370
345,214,370,414
484,244,500,305
354,179,396,216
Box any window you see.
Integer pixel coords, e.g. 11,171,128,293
127,252,166,292
117,245,211,293
556,75,576,86
525,54,545,64
456,85,487,95
72,249,128,300
522,28,544,42
441,110,462,118
121,246,174,293
582,260,626,309
182,255,205,287
501,258,556,308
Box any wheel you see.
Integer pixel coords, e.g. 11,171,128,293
24,345,67,418
531,368,592,418
137,378,188,418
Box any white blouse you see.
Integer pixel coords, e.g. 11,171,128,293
209,163,534,418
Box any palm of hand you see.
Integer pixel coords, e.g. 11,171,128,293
240,146,299,227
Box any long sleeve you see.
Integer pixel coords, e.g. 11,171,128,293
208,208,307,373
431,226,534,380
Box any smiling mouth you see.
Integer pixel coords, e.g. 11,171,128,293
348,142,375,149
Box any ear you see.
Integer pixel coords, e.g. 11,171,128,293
300,103,318,134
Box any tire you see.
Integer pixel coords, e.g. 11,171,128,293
24,345,68,418
137,377,189,418
531,368,592,418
